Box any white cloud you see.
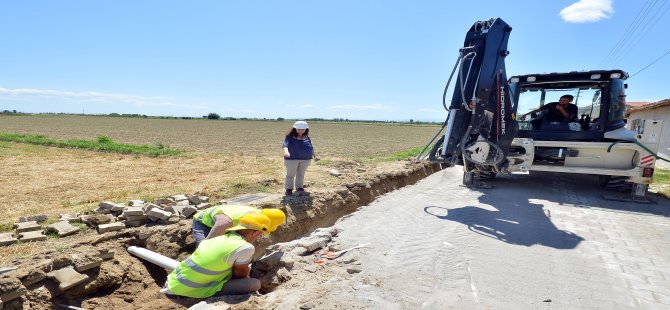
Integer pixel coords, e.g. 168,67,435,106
560,0,613,23
327,104,392,110
286,104,316,108
0,86,207,109
418,108,441,112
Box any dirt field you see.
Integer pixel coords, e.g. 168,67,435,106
0,115,439,157
0,116,438,263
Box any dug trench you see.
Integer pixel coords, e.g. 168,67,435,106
0,161,441,310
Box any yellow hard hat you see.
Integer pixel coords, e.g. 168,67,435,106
228,213,271,234
260,208,286,232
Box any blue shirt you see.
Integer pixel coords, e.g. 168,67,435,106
283,136,314,160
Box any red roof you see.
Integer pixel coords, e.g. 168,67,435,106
626,101,650,108
625,98,670,117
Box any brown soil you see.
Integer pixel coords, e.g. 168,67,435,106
0,160,441,310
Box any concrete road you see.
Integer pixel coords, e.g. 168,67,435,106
301,167,670,310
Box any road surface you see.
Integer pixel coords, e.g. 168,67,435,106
261,167,670,310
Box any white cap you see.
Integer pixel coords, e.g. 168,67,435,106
292,121,309,129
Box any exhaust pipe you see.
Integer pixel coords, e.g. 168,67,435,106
127,246,180,271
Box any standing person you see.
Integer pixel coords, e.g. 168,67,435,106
283,121,318,196
162,213,278,297
192,205,286,247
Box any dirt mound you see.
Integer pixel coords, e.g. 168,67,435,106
0,161,440,309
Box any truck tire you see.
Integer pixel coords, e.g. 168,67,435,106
598,175,632,192
475,171,497,181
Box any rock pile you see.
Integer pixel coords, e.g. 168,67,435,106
0,194,211,247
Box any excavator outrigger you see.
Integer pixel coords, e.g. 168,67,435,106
419,17,663,202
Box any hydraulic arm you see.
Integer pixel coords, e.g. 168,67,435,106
423,18,518,178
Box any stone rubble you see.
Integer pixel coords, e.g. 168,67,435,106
1,193,210,248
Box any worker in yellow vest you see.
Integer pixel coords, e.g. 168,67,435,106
192,205,286,247
162,212,275,297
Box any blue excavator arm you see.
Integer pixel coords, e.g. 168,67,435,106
424,18,518,180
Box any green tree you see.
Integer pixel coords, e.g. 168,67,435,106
207,113,221,120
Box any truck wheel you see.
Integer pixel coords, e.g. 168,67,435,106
599,175,632,192
475,171,497,181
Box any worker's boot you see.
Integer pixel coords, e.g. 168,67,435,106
284,189,293,196
296,188,309,196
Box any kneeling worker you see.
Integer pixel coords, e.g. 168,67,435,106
192,205,286,247
162,213,277,297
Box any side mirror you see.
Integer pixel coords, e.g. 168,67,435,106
592,90,601,105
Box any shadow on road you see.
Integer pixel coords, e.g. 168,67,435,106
425,197,584,250
424,170,670,249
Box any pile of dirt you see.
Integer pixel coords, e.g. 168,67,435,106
0,161,440,309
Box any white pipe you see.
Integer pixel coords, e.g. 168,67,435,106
127,246,180,271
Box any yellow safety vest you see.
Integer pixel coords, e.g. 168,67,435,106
193,205,257,227
166,232,250,298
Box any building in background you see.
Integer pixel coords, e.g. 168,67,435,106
625,99,670,169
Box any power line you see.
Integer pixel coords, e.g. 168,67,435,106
629,47,670,78
601,0,657,67
607,0,670,67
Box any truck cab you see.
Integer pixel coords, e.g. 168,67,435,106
511,70,630,142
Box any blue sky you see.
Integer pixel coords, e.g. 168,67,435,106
1,0,668,121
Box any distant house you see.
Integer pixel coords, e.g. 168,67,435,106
625,99,670,169
625,101,650,111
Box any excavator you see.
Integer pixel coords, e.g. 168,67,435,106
419,17,663,202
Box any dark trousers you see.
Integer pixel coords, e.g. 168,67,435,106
192,220,211,248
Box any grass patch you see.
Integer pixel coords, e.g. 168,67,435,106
0,133,182,157
652,168,670,199
359,146,424,162
315,159,333,166
0,223,13,233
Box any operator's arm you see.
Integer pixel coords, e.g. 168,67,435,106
229,244,255,278
283,146,290,158
555,104,576,120
519,107,542,118
205,213,233,240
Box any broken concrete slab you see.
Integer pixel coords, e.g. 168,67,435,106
80,214,114,226
172,205,185,215
143,203,160,213
188,195,209,205
153,198,174,206
127,199,145,207
195,203,211,211
18,214,49,223
123,215,147,222
175,200,190,206
98,201,126,211
0,233,17,246
46,266,89,291
59,214,81,223
46,221,80,237
98,249,115,260
72,255,103,272
181,206,197,218
13,221,41,233
94,207,112,214
18,231,46,242
170,194,188,202
161,205,175,213
122,207,144,217
16,268,46,287
97,223,125,234
146,208,171,221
